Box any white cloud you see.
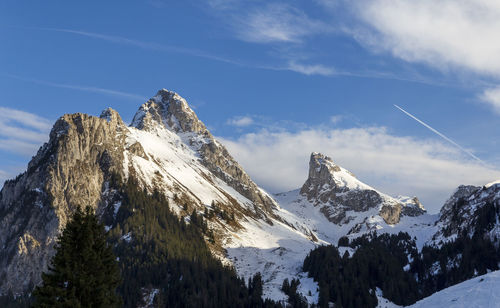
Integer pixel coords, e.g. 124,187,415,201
0,107,52,156
219,127,500,213
480,86,500,114
287,61,335,76
226,116,254,127
346,0,500,77
232,3,330,43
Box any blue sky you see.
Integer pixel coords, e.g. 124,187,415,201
1,0,499,212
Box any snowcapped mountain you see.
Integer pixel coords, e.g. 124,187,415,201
300,153,425,226
1,88,497,305
274,153,434,247
0,89,284,295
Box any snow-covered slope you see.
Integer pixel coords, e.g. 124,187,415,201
274,189,438,250
409,271,500,308
231,152,437,302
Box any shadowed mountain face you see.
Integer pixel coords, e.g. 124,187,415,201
431,181,500,245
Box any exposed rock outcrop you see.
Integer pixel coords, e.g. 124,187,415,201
0,110,127,294
432,182,500,244
299,152,424,225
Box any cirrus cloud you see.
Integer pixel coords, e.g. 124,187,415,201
231,3,331,44
0,107,52,156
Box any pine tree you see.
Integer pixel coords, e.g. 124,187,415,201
33,206,121,308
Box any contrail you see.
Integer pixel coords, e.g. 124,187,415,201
3,73,145,101
394,104,485,164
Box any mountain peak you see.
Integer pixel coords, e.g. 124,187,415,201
299,152,425,225
100,107,124,127
303,152,362,195
131,89,207,134
308,152,342,180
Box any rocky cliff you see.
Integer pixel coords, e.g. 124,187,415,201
0,109,127,294
432,181,500,245
299,153,425,225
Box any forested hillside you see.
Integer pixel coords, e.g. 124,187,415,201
304,229,500,308
108,176,282,307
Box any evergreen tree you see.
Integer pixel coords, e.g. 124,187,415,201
33,206,121,308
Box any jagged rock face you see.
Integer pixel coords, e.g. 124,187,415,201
432,182,500,244
0,110,127,294
439,185,481,221
131,90,206,134
379,204,402,225
130,89,277,215
300,153,423,225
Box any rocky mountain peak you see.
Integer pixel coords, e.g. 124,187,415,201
100,107,125,128
299,152,425,226
307,152,350,181
131,89,208,134
301,152,364,198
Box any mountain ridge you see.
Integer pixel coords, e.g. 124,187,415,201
0,88,497,305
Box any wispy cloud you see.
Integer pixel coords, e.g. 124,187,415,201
226,116,254,127
0,106,52,156
0,107,51,132
24,26,458,82
33,26,342,77
33,27,245,67
5,73,145,101
231,3,331,43
205,1,342,77
219,126,500,213
286,61,335,76
480,86,500,114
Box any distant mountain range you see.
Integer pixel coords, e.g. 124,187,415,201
1,89,498,306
